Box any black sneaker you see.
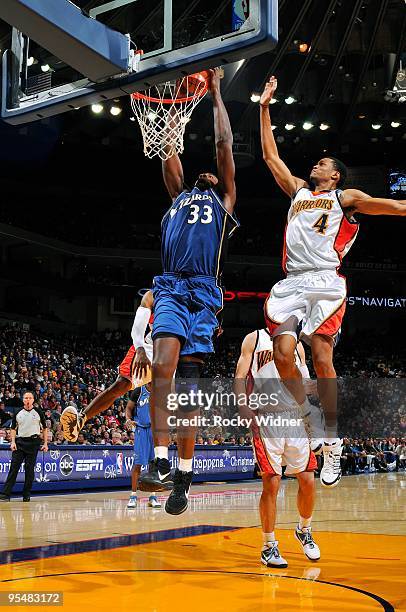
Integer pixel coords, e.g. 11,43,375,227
165,469,193,515
23,496,30,502
0,494,10,502
138,458,173,492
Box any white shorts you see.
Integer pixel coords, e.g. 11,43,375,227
253,432,317,476
264,270,346,341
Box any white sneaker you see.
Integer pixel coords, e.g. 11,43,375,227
261,541,288,568
295,526,320,561
127,495,137,509
310,438,323,455
60,404,85,442
148,496,161,508
320,439,343,488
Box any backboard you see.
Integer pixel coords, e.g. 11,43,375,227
1,0,278,124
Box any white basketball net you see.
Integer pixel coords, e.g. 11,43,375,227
130,75,208,160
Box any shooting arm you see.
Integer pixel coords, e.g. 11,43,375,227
211,72,236,213
161,106,184,199
341,189,406,215
162,154,184,200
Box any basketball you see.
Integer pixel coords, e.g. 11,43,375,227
176,71,209,100
0,0,404,611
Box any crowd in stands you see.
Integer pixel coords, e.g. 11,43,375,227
0,325,405,474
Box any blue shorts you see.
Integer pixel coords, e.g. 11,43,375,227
134,425,154,466
152,273,223,355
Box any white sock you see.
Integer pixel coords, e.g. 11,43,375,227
130,491,137,497
299,516,312,529
262,531,276,545
178,457,193,472
154,446,168,460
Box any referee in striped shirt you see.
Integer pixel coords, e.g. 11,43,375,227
0,392,48,502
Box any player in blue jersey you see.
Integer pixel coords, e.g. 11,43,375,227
125,384,163,509
139,68,238,515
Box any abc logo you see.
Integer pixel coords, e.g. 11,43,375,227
60,454,74,476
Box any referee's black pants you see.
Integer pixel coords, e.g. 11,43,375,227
3,436,42,497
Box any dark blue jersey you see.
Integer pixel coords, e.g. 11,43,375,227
133,386,151,427
161,187,239,280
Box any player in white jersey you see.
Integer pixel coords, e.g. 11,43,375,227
235,329,320,568
60,290,156,442
260,75,406,488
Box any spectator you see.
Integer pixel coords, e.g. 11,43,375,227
0,402,12,427
76,433,89,446
111,431,123,445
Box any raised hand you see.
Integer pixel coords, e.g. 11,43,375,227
260,75,278,107
208,67,224,94
134,347,151,380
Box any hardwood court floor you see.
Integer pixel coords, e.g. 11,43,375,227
0,473,404,611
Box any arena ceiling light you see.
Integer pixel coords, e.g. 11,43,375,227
147,111,157,122
270,97,278,104
110,106,122,116
285,123,295,130
91,104,103,114
271,125,277,130
250,93,261,103
391,121,401,128
303,122,313,130
372,123,382,130
319,123,330,131
40,63,50,72
285,96,296,105
27,56,35,67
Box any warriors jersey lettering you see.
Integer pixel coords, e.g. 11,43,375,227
283,188,359,274
161,187,239,279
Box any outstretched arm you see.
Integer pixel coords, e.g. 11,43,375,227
210,68,236,214
341,189,406,215
162,107,184,200
162,154,184,201
260,76,307,198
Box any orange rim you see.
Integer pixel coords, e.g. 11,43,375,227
131,73,209,104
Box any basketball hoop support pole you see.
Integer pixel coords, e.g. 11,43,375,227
0,0,131,82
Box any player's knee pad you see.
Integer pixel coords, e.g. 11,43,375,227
175,360,204,413
273,315,300,340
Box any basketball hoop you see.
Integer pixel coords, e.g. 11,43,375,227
130,71,209,160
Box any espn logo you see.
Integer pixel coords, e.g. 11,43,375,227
76,459,104,472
